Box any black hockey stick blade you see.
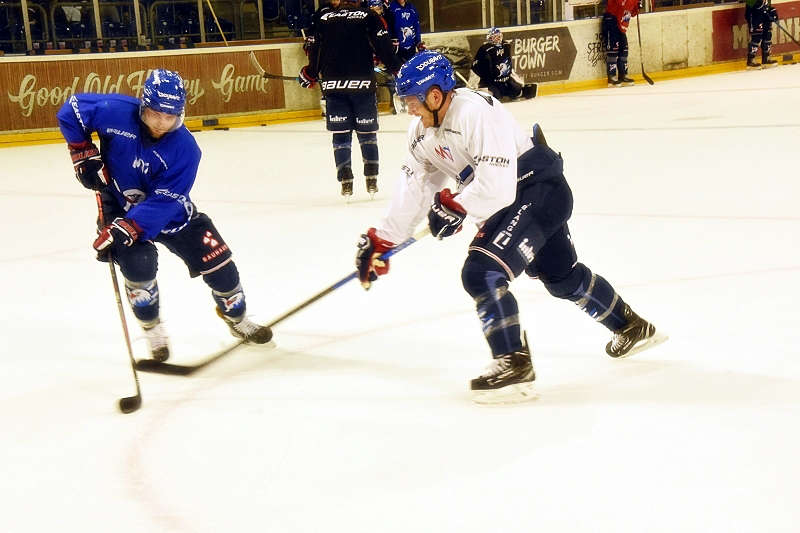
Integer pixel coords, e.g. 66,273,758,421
118,394,142,413
135,340,245,376
642,70,655,86
134,228,431,377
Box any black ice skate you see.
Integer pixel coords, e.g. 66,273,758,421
746,56,761,70
366,177,378,198
619,76,635,86
761,55,778,68
142,320,170,362
471,332,536,404
605,305,667,358
216,308,273,344
607,76,622,88
338,166,354,199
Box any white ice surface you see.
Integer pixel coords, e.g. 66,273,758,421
1,66,799,533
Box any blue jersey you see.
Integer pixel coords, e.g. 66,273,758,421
387,1,421,51
57,93,201,241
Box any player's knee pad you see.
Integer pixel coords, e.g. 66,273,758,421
462,252,509,298
543,262,591,301
116,241,158,282
332,131,352,147
203,260,240,293
124,278,159,322
205,262,246,319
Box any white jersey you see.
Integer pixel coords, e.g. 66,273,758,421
377,88,534,244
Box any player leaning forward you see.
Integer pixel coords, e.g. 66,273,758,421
57,69,272,361
355,52,666,403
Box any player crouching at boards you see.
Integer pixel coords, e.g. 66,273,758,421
471,27,536,102
354,53,666,403
57,69,272,362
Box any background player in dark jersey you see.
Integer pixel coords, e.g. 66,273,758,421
387,0,424,63
602,0,639,87
57,69,272,362
745,0,779,69
299,0,401,198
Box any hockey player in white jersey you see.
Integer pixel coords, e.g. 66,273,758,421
354,51,665,403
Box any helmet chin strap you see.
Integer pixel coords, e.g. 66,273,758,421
422,88,449,127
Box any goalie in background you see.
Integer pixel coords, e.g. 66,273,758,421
471,27,536,102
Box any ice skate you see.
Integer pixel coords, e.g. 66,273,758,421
607,76,622,88
471,332,536,404
761,55,778,69
338,166,354,201
142,320,170,362
216,308,273,344
366,176,378,199
605,305,667,358
746,56,761,70
619,76,635,86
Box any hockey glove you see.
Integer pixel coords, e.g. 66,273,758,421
428,188,466,240
391,38,399,54
69,141,110,190
416,41,426,52
356,227,394,290
768,6,778,22
299,66,317,89
93,217,142,253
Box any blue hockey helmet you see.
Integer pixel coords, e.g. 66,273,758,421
487,27,503,43
395,51,456,102
141,69,186,116
368,0,383,7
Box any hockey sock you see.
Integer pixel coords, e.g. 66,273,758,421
356,132,378,176
544,263,627,331
463,254,522,356
332,131,353,177
124,278,159,323
617,53,629,78
606,55,618,79
205,262,246,320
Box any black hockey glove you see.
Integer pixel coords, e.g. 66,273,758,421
298,66,317,89
69,141,110,190
428,188,466,240
768,6,778,22
355,228,394,290
93,217,142,253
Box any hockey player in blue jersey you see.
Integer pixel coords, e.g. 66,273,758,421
387,0,424,63
355,52,665,403
57,68,272,362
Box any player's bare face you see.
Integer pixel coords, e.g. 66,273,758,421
403,88,444,128
141,108,178,138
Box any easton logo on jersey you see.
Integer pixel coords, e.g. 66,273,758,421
435,145,453,161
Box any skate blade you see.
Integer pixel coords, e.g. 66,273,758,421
615,332,669,359
471,381,537,405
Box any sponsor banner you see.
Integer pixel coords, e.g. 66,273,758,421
466,27,577,83
712,2,800,61
0,49,285,131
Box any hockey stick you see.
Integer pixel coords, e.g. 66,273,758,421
248,51,395,86
204,0,229,46
136,227,432,376
776,20,800,48
95,192,143,413
635,14,655,85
